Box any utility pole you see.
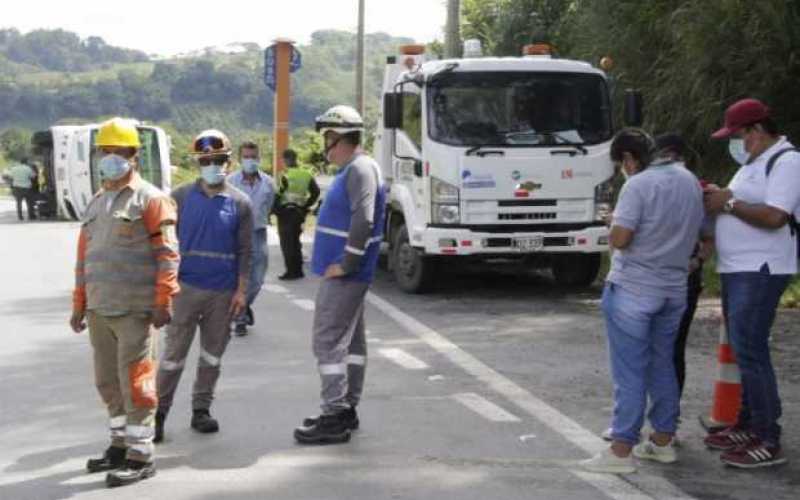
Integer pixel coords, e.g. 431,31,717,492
445,0,461,58
355,0,366,116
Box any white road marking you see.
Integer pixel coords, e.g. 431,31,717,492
427,374,445,381
292,299,315,311
378,348,429,370
519,434,537,442
263,284,289,294
451,392,521,422
366,292,696,500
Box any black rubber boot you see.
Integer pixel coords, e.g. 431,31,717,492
87,446,127,473
191,409,219,433
153,411,166,444
105,459,156,487
303,406,359,430
294,412,352,445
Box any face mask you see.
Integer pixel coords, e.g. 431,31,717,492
201,164,226,185
99,154,131,181
728,138,748,165
241,159,260,174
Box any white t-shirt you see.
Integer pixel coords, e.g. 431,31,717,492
716,137,800,274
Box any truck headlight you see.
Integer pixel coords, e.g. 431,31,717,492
594,177,615,222
433,203,460,224
431,176,459,204
431,177,460,224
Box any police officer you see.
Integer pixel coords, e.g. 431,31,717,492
294,105,386,444
275,148,319,280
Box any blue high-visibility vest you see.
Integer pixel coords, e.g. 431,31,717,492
312,156,385,283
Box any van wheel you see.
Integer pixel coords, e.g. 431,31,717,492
552,253,601,287
392,224,435,293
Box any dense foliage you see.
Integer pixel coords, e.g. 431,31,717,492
462,0,800,181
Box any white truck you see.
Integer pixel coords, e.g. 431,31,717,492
375,43,631,293
30,122,172,220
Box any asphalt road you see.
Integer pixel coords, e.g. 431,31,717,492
0,198,798,500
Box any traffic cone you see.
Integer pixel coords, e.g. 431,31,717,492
698,315,742,433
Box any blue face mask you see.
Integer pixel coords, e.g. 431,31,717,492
728,138,749,165
99,154,131,181
241,158,260,174
200,164,226,185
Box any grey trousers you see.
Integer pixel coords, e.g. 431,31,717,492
157,282,234,414
312,277,369,413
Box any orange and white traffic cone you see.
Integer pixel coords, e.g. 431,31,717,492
699,314,742,434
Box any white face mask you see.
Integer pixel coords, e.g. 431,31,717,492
200,164,226,185
728,138,749,165
99,154,131,181
241,158,260,174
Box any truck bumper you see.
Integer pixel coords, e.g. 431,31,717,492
417,226,609,255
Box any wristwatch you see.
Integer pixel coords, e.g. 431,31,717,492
723,197,738,214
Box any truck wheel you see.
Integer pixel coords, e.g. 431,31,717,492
552,253,601,287
392,224,435,293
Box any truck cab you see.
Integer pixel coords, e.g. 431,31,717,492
31,122,172,220
375,43,617,293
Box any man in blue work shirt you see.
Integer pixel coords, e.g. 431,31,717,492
155,130,253,443
227,140,276,336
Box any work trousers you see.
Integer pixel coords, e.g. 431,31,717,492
312,277,369,414
12,187,35,220
157,282,234,414
87,311,157,463
602,283,687,445
674,267,703,396
234,228,268,327
277,206,306,276
721,264,791,446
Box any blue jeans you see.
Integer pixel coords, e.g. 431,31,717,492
601,283,687,445
235,229,268,326
721,264,791,446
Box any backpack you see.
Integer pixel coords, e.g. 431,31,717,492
765,147,800,258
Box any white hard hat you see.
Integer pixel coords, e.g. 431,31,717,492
315,105,364,137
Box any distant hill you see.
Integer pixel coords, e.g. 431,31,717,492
0,28,416,133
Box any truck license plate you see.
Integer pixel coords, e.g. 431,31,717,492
513,236,544,252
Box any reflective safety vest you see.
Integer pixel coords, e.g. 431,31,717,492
282,167,314,205
82,180,164,313
311,155,385,283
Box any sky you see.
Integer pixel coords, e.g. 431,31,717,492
1,0,448,56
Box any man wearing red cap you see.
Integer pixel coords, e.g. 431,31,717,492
704,98,800,468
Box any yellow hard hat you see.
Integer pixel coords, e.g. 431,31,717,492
96,117,141,148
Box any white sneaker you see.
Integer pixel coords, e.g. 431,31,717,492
579,448,636,474
601,428,613,441
633,439,677,464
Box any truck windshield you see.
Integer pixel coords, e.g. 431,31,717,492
90,128,163,192
428,72,612,147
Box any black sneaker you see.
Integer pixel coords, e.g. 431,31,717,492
303,406,359,430
153,411,166,444
106,459,156,487
86,446,127,473
191,409,219,433
294,412,352,445
234,323,248,337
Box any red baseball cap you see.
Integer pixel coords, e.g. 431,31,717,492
711,98,770,139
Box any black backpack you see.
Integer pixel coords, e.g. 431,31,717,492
765,147,800,257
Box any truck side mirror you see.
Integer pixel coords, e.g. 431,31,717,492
383,93,403,129
624,89,644,127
